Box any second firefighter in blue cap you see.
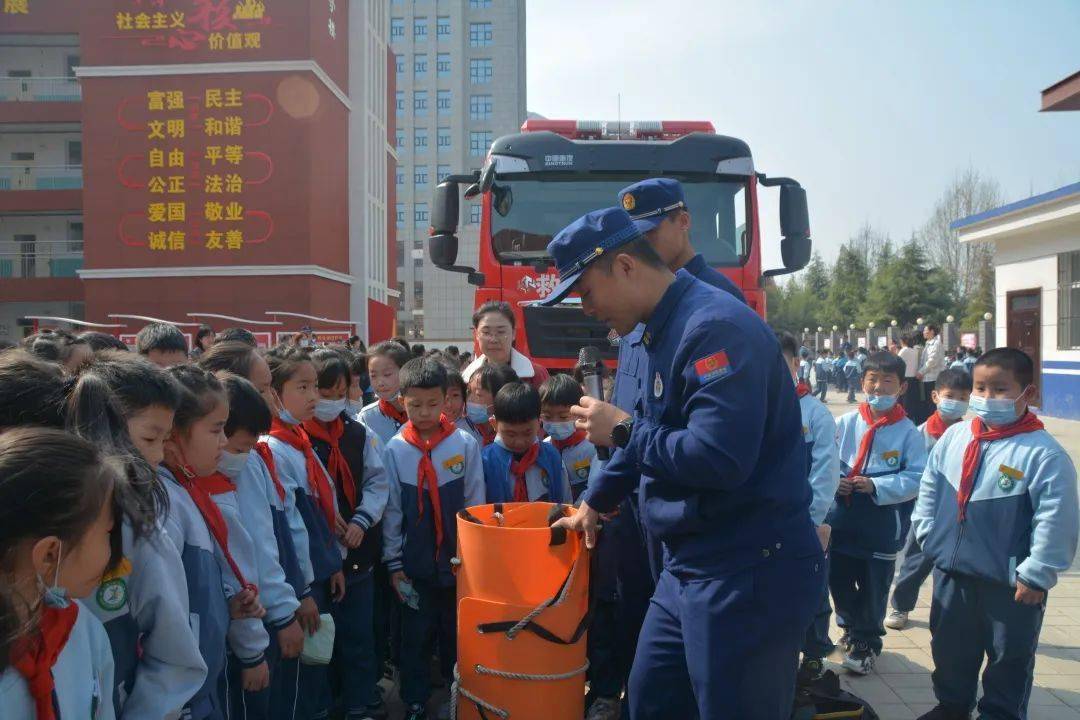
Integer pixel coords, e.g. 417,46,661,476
544,207,824,719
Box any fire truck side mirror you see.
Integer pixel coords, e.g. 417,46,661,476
779,185,811,271
430,181,461,266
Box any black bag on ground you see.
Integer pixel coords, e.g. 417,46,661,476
791,670,880,720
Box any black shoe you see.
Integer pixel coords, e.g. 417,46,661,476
404,704,428,720
841,641,875,675
915,705,971,720
797,657,824,686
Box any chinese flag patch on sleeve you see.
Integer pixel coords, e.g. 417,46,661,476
694,351,731,382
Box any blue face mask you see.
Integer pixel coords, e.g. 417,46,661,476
543,421,577,441
466,402,490,425
969,394,1021,426
217,450,250,479
39,541,70,609
314,398,348,423
278,408,300,425
867,393,897,412
346,399,364,417
937,398,969,420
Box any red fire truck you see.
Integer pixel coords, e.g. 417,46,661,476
429,119,811,371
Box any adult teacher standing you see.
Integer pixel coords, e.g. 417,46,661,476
461,301,549,390
913,323,946,425
542,207,823,719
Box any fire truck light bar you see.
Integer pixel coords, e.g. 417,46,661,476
520,119,715,140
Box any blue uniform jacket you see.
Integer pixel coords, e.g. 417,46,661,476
913,419,1079,591
585,270,820,579
0,601,116,720
826,410,926,560
682,252,746,304
799,393,840,526
545,435,598,500
159,467,231,720
382,428,485,586
87,521,207,719
359,400,406,446
482,438,571,504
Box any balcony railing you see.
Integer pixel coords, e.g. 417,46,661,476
0,164,82,190
0,241,83,279
0,76,81,102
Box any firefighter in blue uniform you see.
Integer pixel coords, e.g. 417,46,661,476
543,207,823,719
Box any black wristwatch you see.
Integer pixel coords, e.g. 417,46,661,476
611,417,634,449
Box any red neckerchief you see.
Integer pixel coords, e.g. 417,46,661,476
958,411,1044,521
303,416,357,512
510,442,541,502
378,398,409,427
476,421,496,447
253,441,285,503
925,410,950,440
552,429,588,452
269,418,336,531
795,381,812,398
11,603,78,720
399,416,457,559
167,463,256,593
844,402,907,505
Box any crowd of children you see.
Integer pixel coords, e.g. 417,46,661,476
0,323,601,720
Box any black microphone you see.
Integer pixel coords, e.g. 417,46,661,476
577,345,611,460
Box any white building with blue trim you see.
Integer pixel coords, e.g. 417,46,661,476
953,182,1080,420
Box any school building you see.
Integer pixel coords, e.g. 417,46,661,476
0,0,398,344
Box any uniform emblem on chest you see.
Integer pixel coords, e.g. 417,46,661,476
573,458,592,480
443,454,465,475
654,372,664,398
97,578,128,612
883,450,900,468
998,464,1023,491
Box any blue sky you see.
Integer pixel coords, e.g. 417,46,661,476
525,1,1080,269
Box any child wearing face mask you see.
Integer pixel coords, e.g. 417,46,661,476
465,362,519,447
444,367,481,445
0,429,122,720
359,341,413,445
540,374,597,502
303,349,389,720
825,351,926,676
911,349,1078,720
159,365,267,720
886,368,973,632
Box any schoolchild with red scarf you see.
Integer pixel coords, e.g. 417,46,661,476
263,347,345,720
464,362,519,447
382,358,485,720
826,351,926,675
305,349,389,720
359,341,413,446
540,373,598,502
887,368,972,632
912,349,1078,720
0,429,120,720
159,365,268,719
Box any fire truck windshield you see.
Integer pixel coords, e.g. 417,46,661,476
489,174,748,267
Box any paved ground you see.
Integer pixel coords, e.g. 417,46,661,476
821,391,1080,719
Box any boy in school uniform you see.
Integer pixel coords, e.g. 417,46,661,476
912,349,1078,720
482,382,572,504
359,341,413,445
779,332,840,683
136,322,190,368
382,358,485,720
886,368,972,631
843,350,861,403
813,350,830,402
540,373,598,502
826,351,926,675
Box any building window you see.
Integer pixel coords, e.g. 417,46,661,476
395,53,404,74
415,128,428,150
470,58,493,84
437,89,451,115
414,90,428,115
469,94,492,120
469,22,493,47
414,54,427,77
470,0,492,7
395,91,404,115
396,203,405,228
437,127,451,150
414,17,428,40
396,170,404,186
396,129,406,151
437,164,451,182
67,221,84,252
437,52,451,77
1059,250,1080,350
415,203,429,226
470,131,492,156
390,18,404,39
397,241,406,267
469,203,482,224
415,167,429,186
437,16,450,37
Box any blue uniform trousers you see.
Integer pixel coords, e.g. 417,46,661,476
815,379,828,402
930,569,1044,720
297,581,332,720
612,494,656,717
829,552,893,654
399,580,456,706
629,555,823,720
226,624,280,720
891,526,934,613
331,571,380,716
802,553,835,659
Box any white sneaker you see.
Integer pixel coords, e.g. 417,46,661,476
842,642,876,675
884,610,908,630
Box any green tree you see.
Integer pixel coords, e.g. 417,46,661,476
803,251,831,303
825,243,869,325
858,240,956,326
766,276,823,335
962,255,995,326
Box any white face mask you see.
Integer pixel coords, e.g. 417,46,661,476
278,408,300,425
543,421,577,441
314,398,348,423
217,450,251,480
38,540,70,609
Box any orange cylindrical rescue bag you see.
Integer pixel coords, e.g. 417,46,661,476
452,502,591,720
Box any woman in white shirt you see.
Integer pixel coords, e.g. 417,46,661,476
912,324,946,424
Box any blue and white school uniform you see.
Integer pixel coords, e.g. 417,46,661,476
545,434,598,501
482,437,572,504
455,415,484,446
359,400,406,446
